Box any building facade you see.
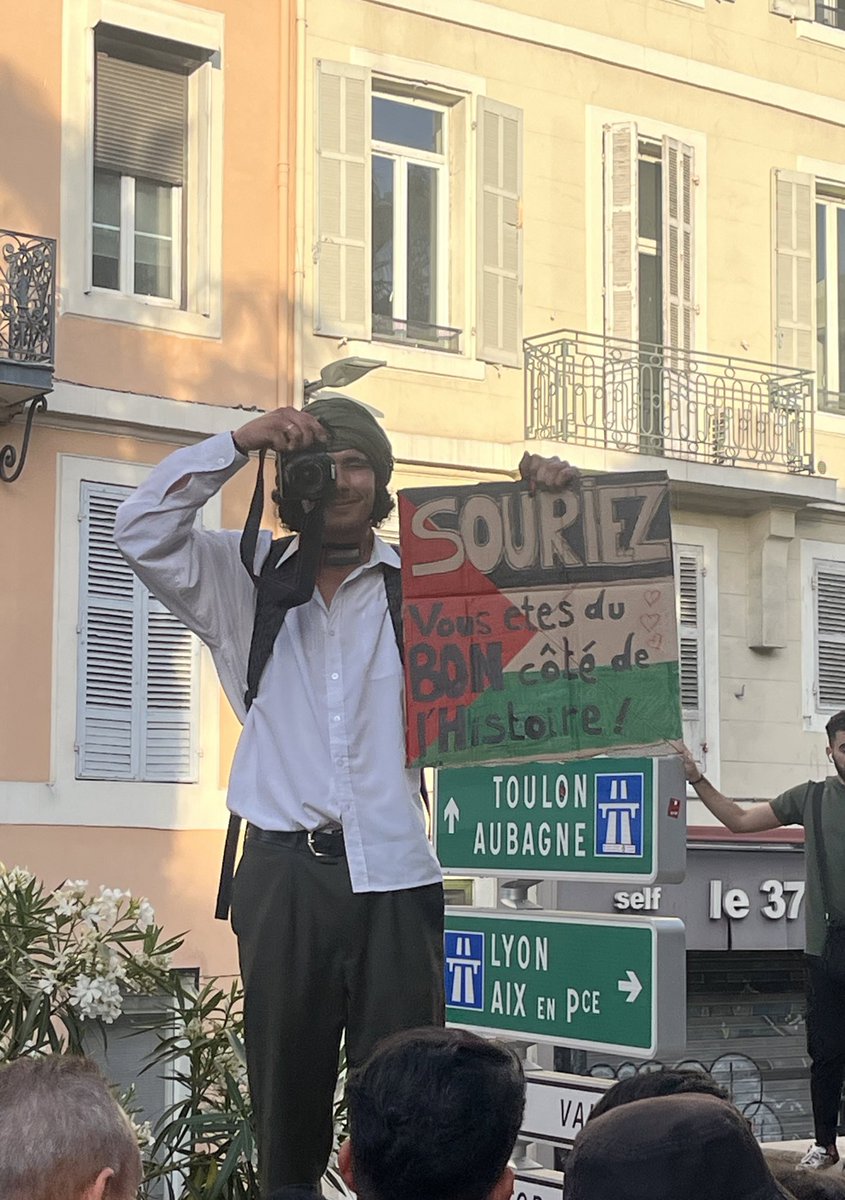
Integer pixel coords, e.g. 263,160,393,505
3,0,845,1140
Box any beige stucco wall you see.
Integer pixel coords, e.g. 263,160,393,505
0,826,239,978
0,0,296,411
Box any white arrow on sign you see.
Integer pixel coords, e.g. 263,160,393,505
617,970,642,1003
444,798,460,833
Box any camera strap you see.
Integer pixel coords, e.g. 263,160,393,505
239,448,325,602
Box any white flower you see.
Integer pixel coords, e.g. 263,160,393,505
52,879,88,916
1,866,34,891
137,899,156,930
83,888,128,930
68,973,123,1022
130,1118,154,1150
36,970,59,995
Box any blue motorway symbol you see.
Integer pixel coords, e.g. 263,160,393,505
444,930,485,1010
594,773,644,858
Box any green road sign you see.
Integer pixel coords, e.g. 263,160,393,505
444,909,685,1056
434,757,685,883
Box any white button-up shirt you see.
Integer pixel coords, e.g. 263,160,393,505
113,432,441,894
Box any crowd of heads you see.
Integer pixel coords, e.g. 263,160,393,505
0,1055,141,1200
3,1044,844,1200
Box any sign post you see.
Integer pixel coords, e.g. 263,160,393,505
435,756,685,882
444,909,685,1057
522,1072,610,1147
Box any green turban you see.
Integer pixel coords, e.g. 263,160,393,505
302,393,394,488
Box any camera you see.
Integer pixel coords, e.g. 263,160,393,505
277,451,337,502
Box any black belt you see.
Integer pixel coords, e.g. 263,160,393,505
215,816,345,922
246,823,346,858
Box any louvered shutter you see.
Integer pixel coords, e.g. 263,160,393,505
770,0,813,15
77,481,199,782
674,543,707,772
314,60,371,339
662,138,695,354
95,53,187,186
477,97,523,367
603,123,639,342
77,484,139,779
773,170,815,372
142,598,198,781
814,561,845,711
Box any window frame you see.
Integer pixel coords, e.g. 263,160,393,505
673,524,720,789
313,51,494,380
2,452,227,832
586,106,708,350
801,539,845,729
371,90,452,344
815,186,845,407
92,170,184,306
60,0,223,337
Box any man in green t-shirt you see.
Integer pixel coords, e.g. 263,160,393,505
678,711,845,1172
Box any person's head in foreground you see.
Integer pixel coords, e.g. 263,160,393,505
588,1065,729,1121
562,1092,793,1200
338,1027,525,1200
0,1054,142,1200
825,710,845,782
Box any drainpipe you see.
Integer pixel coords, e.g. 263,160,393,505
289,0,307,410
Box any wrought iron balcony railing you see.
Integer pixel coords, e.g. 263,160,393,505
524,330,815,475
0,229,56,370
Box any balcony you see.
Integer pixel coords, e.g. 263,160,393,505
0,229,56,417
524,330,815,476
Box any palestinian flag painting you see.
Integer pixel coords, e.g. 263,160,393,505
398,470,683,769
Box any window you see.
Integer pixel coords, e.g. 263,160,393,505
816,187,845,413
773,171,845,414
76,481,199,782
603,123,695,353
61,0,223,336
314,60,523,365
91,26,210,306
371,95,454,351
674,543,708,772
603,124,695,453
812,558,845,713
815,0,845,29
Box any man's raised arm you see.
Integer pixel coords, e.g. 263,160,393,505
675,742,783,834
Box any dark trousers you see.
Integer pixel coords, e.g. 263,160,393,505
806,954,845,1146
231,833,445,1196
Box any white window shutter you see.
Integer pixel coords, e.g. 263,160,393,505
773,169,815,372
603,122,639,342
770,0,813,16
814,561,845,711
77,483,138,779
141,598,199,782
314,59,371,340
674,543,707,772
662,137,695,354
476,97,523,367
77,481,199,782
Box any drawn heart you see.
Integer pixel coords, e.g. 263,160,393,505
640,613,661,631
644,590,661,607
647,634,663,650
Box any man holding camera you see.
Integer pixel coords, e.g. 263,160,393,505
114,395,576,1197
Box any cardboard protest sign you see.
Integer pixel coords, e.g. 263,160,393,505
398,470,682,768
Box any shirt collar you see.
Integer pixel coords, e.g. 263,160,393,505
274,532,399,570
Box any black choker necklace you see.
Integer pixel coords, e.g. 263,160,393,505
323,542,365,567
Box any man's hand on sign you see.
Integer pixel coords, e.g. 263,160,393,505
670,740,704,783
518,452,580,495
233,407,329,456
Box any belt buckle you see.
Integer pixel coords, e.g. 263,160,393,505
307,828,341,858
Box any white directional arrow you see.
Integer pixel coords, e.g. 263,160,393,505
443,798,460,834
617,970,642,1004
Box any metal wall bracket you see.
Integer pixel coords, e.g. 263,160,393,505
0,394,48,483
